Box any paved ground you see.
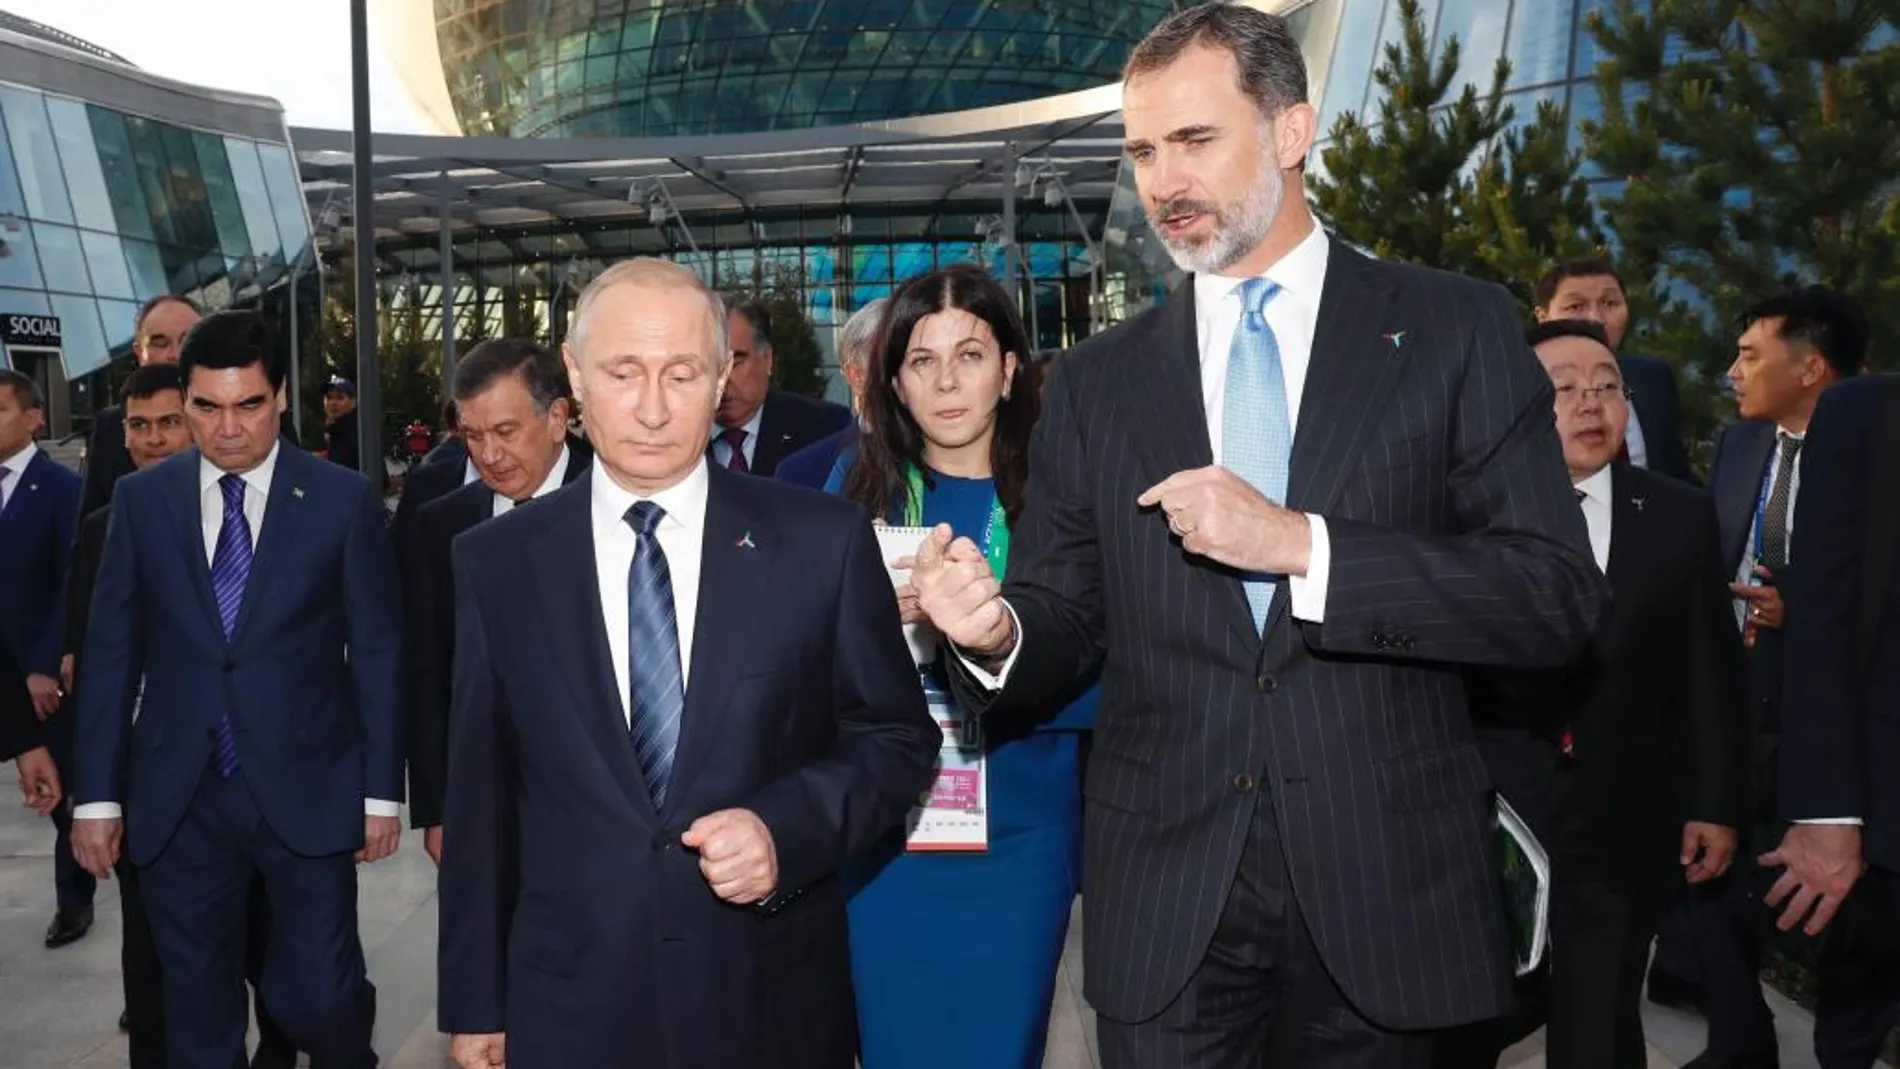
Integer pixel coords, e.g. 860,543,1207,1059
0,794,1846,1068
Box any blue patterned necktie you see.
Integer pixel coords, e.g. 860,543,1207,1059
208,473,251,778
624,501,685,808
1223,278,1293,633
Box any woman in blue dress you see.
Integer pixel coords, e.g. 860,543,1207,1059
835,264,1094,1069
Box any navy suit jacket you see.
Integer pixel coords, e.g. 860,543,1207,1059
73,446,405,866
1619,353,1694,482
735,389,853,477
1781,374,1900,870
0,448,80,677
438,465,936,1068
773,423,856,491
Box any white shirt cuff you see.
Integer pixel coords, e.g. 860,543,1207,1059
1287,514,1331,623
1794,817,1863,826
953,601,1023,691
365,799,401,818
73,803,122,820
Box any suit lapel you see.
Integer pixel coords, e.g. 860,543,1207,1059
1716,424,1773,569
529,477,656,825
751,398,795,476
230,450,303,644
1599,467,1651,653
160,449,222,638
664,467,770,818
561,436,594,485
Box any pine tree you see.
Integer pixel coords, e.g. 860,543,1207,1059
1583,0,1900,393
1309,0,1603,308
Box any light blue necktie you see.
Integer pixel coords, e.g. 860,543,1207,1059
1222,278,1293,633
624,501,685,807
208,474,250,778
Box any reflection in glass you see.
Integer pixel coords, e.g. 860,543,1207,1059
122,238,168,301
48,292,107,377
1316,0,1389,136
33,223,91,293
123,116,183,247
0,87,73,224
1435,0,1511,95
1505,0,1577,89
222,138,283,264
0,287,51,316
80,229,134,300
84,106,154,241
193,131,253,260
159,125,219,253
255,144,313,254
0,105,23,218
42,97,116,232
98,298,140,351
0,213,41,289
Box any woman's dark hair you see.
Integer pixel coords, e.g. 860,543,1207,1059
844,263,1040,525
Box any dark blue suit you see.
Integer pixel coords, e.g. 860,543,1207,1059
1618,353,1694,482
439,464,937,1069
74,445,402,1069
0,446,85,912
773,424,857,490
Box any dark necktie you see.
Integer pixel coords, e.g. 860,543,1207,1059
0,464,12,514
624,501,684,807
718,427,749,474
208,474,251,778
1760,434,1802,568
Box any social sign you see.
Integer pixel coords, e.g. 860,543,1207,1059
0,313,61,346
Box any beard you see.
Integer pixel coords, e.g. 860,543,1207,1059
1149,163,1285,276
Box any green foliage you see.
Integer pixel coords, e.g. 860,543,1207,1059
1583,0,1900,441
724,261,829,399
1309,0,1604,309
310,259,448,453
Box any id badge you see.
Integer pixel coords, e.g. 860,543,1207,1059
903,679,988,852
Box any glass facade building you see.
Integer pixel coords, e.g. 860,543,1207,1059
425,0,1191,138
0,15,314,435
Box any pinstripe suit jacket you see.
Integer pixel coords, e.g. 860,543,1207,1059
953,241,1606,1030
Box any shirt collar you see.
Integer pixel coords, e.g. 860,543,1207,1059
199,441,280,497
1193,217,1331,322
0,439,38,475
591,457,711,539
1573,464,1614,505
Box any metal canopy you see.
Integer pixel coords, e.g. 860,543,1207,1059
291,82,1130,266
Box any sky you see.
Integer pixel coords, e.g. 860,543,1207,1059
4,0,428,132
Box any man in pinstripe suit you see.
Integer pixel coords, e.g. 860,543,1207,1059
911,7,1605,1067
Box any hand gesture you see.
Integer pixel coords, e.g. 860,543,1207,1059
1680,821,1736,883
1137,467,1311,576
1730,565,1783,638
682,808,778,905
901,524,1014,658
25,674,60,721
356,815,400,863
424,825,443,866
1759,823,1864,935
451,1033,506,1068
14,746,60,815
73,816,122,880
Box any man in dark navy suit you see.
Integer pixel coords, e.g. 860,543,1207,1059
913,8,1602,1067
439,258,935,1069
0,368,88,947
1763,370,1900,1069
404,338,591,863
775,297,883,491
80,295,202,517
1533,258,1696,483
71,310,403,1069
712,299,854,477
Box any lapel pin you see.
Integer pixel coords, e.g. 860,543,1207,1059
1381,330,1408,349
27,483,37,492
292,486,305,499
1631,496,1646,512
736,529,756,550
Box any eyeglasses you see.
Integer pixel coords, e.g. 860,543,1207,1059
1554,383,1634,407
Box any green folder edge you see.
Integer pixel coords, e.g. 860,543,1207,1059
1495,795,1550,977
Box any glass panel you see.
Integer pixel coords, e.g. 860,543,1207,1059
99,298,139,352
1316,0,1391,137
159,125,219,254
122,116,182,246
192,131,252,259
81,229,134,299
34,223,91,292
0,216,42,288
0,87,73,223
1505,0,1577,88
42,97,115,232
85,106,153,241
255,144,313,256
1435,0,1512,94
0,104,23,218
222,138,283,264
0,288,51,316
122,238,168,300
48,292,108,378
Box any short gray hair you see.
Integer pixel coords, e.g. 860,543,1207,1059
837,297,888,373
1124,4,1309,118
569,258,729,372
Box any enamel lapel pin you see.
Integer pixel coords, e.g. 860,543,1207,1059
736,529,757,550
1381,330,1408,350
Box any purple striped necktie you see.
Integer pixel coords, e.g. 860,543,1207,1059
208,473,251,778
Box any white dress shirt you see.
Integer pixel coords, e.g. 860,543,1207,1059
77,443,397,822
0,440,37,514
1573,466,1614,574
591,459,710,723
710,405,764,470
492,445,570,517
1625,409,1651,469
965,220,1336,687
